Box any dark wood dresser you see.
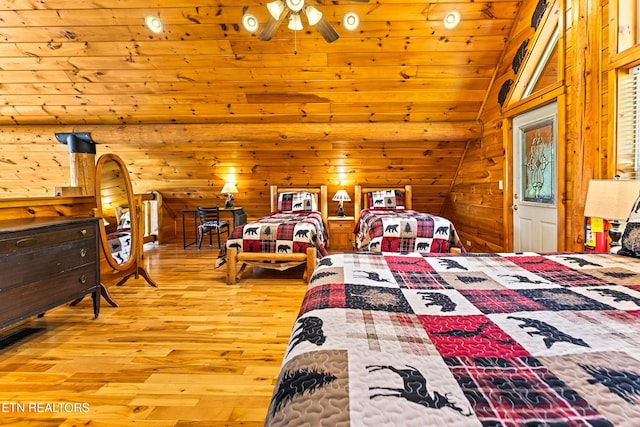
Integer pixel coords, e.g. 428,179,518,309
0,216,100,331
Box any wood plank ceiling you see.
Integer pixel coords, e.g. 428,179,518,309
0,0,520,126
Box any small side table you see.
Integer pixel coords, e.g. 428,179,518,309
327,216,355,252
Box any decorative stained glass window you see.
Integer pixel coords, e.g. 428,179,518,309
521,118,555,204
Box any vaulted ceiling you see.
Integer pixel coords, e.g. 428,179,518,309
0,0,521,126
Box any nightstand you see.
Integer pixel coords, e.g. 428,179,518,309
327,216,355,252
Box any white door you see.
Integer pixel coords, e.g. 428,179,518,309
512,102,558,252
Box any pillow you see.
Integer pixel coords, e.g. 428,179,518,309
367,190,405,210
618,223,640,257
278,192,317,212
116,210,131,232
619,194,640,257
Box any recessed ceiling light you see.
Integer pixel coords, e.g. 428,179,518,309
443,10,461,30
145,15,163,34
242,13,259,32
343,12,360,31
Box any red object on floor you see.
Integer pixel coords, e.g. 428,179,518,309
585,217,608,252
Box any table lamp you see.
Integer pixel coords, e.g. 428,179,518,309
221,182,238,208
584,179,640,249
332,189,351,216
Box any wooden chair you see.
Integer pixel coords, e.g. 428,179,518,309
197,207,230,249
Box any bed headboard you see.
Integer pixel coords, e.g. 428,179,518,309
354,185,413,219
269,185,328,224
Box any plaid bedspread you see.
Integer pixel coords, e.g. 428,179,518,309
266,251,640,426
354,208,466,253
107,231,130,265
215,211,328,267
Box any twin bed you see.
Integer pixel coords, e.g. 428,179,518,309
217,185,329,284
353,185,465,254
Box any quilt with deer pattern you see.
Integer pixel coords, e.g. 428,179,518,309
354,208,466,253
265,251,640,426
215,210,328,268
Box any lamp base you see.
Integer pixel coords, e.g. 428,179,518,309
224,194,234,209
609,220,623,247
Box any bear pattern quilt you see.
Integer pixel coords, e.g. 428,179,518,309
354,208,466,253
215,210,328,267
107,231,131,265
266,251,640,426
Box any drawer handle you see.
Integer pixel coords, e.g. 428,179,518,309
15,238,36,247
80,248,88,257
80,229,88,236
79,275,86,284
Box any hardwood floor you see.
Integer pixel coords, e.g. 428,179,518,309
0,242,309,426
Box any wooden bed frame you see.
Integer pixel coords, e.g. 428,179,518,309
226,185,328,284
353,184,413,219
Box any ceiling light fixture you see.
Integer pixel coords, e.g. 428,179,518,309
443,10,461,30
343,12,360,31
145,15,163,34
242,13,259,32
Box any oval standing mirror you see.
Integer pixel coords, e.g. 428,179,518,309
94,154,156,307
96,154,137,270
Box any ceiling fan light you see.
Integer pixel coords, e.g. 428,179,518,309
242,13,259,32
288,14,303,31
305,5,322,26
443,10,461,30
267,0,286,19
343,12,360,31
286,0,305,13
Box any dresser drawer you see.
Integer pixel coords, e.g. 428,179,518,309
0,224,95,255
0,264,98,327
2,238,97,290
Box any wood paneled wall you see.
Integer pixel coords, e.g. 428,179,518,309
445,0,612,253
0,122,481,241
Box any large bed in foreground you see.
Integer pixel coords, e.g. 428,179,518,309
265,250,640,426
354,185,465,253
216,185,328,284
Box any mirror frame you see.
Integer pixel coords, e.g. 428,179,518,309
95,153,139,272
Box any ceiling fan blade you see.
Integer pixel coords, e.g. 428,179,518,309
315,16,339,43
258,10,289,41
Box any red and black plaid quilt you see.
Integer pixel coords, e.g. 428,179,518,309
266,251,640,426
354,208,466,253
215,211,328,267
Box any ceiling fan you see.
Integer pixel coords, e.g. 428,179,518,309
258,0,369,43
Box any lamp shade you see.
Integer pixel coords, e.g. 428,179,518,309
288,14,303,31
266,0,285,19
221,182,238,195
584,179,640,220
305,5,323,26
332,189,351,202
